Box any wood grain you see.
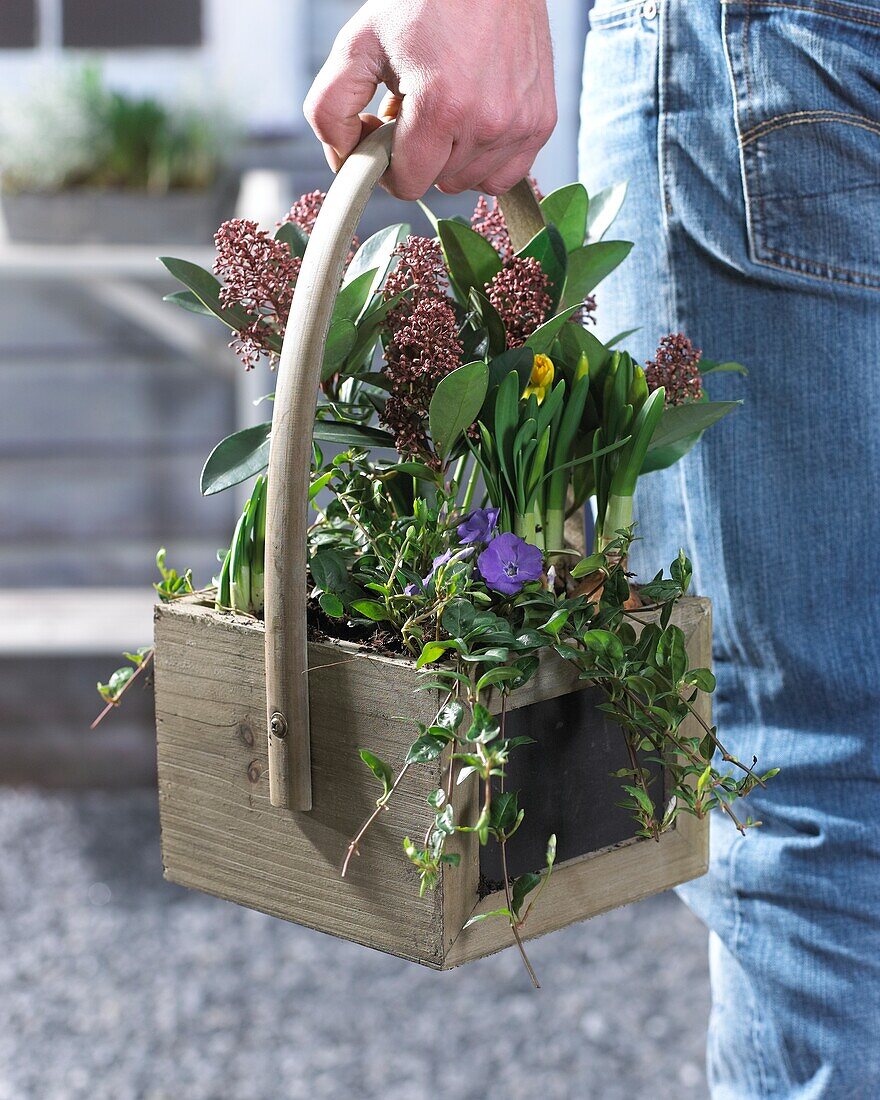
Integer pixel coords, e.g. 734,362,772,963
264,120,545,810
155,595,711,969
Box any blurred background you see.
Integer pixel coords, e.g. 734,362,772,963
0,2,711,1097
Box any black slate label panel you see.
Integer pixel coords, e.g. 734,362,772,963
480,685,664,885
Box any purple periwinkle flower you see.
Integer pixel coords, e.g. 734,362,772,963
477,533,543,596
457,507,500,545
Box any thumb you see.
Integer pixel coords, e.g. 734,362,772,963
304,27,384,170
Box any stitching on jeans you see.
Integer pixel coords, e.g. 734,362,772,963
755,246,880,288
589,0,645,27
728,2,880,288
758,241,880,285
741,110,880,145
721,0,880,29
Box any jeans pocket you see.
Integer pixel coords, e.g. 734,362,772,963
722,0,880,289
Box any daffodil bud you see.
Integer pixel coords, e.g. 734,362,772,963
522,354,555,405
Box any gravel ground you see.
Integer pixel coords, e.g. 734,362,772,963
0,789,710,1100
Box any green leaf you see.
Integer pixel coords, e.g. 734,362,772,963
586,182,628,242
351,599,389,621
345,223,410,294
321,318,358,380
580,629,624,662
540,183,589,251
517,224,568,313
464,908,513,928
491,791,520,832
429,360,489,459
570,552,607,579
436,700,465,732
555,321,610,382
524,305,582,355
468,287,508,357
275,220,309,258
201,423,271,496
561,241,633,309
441,599,477,638
511,872,542,918
406,733,447,765
541,609,570,636
382,461,440,482
438,219,502,301
686,667,717,693
610,386,666,498
162,289,213,317
310,549,349,592
605,327,640,349
158,256,253,333
699,358,749,376
485,347,535,400
657,625,688,683
308,471,333,500
358,748,394,798
318,591,344,618
641,400,741,473
332,268,378,324
466,703,499,743
623,784,655,816
417,640,457,668
475,666,522,692
312,421,394,448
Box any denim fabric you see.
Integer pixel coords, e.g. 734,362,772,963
579,2,880,1097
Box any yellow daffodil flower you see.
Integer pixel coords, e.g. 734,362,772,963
522,354,555,404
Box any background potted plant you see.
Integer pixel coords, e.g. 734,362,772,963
0,67,236,245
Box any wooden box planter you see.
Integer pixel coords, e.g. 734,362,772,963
153,124,710,968
154,595,710,968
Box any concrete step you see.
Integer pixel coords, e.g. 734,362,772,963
0,537,223,588
0,351,233,456
0,588,158,787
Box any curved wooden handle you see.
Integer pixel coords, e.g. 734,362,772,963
265,121,545,810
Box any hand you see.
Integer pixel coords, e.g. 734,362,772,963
304,0,557,200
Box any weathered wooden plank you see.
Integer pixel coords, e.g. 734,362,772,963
445,600,712,968
155,599,448,964
154,596,711,968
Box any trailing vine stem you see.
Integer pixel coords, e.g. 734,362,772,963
497,697,541,988
341,761,413,878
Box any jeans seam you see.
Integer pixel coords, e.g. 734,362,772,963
741,110,880,146
748,245,880,287
589,0,645,29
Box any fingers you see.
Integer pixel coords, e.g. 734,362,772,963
435,146,516,196
304,22,383,171
478,147,547,197
381,91,456,201
433,92,558,196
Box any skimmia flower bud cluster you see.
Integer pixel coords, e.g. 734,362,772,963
486,256,553,349
213,190,341,370
213,219,300,370
645,332,705,406
380,236,463,463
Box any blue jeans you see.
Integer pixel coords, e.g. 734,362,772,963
579,1,880,1096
